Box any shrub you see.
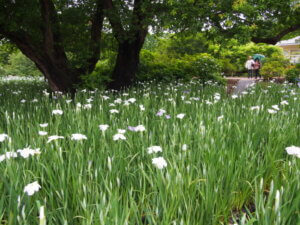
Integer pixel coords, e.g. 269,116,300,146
187,53,223,82
138,50,224,83
137,50,171,81
80,58,113,89
260,53,290,79
219,58,238,76
285,67,300,83
260,62,283,79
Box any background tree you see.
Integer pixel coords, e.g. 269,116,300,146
206,0,300,44
0,0,104,92
0,0,167,91
164,0,300,45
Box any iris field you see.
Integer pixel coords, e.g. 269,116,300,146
0,77,299,225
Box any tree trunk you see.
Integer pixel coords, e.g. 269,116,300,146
34,58,80,93
14,40,80,93
108,40,142,90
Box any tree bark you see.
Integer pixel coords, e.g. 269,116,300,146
38,0,80,93
0,0,104,93
108,40,142,89
86,1,104,73
104,0,149,90
34,56,80,93
0,25,80,93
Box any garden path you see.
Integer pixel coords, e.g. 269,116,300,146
233,78,257,94
226,77,261,94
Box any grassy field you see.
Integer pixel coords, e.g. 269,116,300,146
0,77,299,225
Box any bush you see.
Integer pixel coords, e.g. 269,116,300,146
80,58,113,89
260,53,290,79
4,51,41,76
188,53,223,82
137,50,171,81
138,50,224,83
219,58,238,76
260,62,283,79
285,67,300,83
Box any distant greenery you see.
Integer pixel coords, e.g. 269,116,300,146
260,54,290,79
0,44,41,77
4,51,41,77
141,35,290,79
81,57,114,89
285,64,300,83
138,51,224,83
80,34,225,89
141,35,289,78
0,33,294,84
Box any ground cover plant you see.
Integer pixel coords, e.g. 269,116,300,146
0,77,299,225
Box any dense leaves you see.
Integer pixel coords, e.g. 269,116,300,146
166,0,300,44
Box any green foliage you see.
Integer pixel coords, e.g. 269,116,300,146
138,50,224,83
0,65,5,75
188,53,223,82
0,42,18,67
86,45,224,86
285,66,300,83
260,62,284,80
260,54,290,79
3,51,41,77
165,33,209,57
144,33,209,58
218,58,238,76
137,34,224,83
80,57,114,89
200,0,300,44
143,35,160,51
220,43,284,73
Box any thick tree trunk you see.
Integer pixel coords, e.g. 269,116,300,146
103,0,148,90
0,0,104,94
108,40,142,90
34,58,80,93
13,40,80,93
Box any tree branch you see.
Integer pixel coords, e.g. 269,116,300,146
252,24,300,44
0,24,43,64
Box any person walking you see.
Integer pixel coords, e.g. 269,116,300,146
253,58,261,79
245,56,255,78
